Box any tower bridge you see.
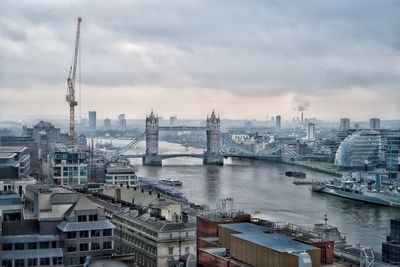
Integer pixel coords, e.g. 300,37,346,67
116,110,282,166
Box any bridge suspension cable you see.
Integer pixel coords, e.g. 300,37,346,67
220,133,256,155
118,131,147,155
220,133,282,156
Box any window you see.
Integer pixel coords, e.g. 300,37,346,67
52,257,62,265
91,242,100,250
78,215,87,222
89,214,98,221
168,246,174,255
103,241,112,249
80,230,89,238
15,243,24,250
65,257,75,266
2,243,12,250
40,258,50,266
39,242,49,249
103,229,112,236
28,242,37,249
2,260,12,267
80,243,89,251
67,231,76,239
91,230,100,237
67,244,76,252
52,241,57,248
15,259,25,267
27,259,37,266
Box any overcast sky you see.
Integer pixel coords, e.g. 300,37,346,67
1,0,400,121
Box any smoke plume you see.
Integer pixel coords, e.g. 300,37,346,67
292,96,310,112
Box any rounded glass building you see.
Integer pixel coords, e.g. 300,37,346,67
335,130,384,170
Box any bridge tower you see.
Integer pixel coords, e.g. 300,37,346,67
143,110,162,166
204,110,224,165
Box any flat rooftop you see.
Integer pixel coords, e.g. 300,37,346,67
221,223,319,253
26,184,73,194
0,152,17,159
0,146,26,153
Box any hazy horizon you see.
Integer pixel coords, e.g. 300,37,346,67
1,1,400,121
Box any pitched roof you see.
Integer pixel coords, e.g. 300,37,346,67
64,195,99,217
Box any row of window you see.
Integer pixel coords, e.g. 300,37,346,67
116,228,157,255
2,241,58,251
65,253,112,266
168,246,190,255
66,229,112,239
66,241,112,252
114,216,158,237
2,257,62,267
78,214,98,222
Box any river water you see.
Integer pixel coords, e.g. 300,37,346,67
100,138,400,251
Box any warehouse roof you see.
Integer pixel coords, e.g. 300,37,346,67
221,223,319,253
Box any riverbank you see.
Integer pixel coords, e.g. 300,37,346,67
284,160,342,177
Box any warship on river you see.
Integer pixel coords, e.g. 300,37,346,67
312,176,400,208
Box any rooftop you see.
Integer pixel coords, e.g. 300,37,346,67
0,152,17,159
52,144,88,153
26,184,73,194
0,146,27,153
221,223,319,253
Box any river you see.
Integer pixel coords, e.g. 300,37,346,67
97,138,400,251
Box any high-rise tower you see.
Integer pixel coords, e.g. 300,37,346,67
204,110,223,165
143,110,161,166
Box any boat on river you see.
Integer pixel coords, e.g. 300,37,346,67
312,178,400,207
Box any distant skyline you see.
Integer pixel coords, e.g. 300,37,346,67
1,1,400,121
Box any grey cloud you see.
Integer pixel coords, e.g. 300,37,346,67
1,0,400,98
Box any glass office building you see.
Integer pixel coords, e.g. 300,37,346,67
382,218,400,265
382,131,400,172
335,130,384,170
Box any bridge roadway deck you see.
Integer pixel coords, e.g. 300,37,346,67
122,153,281,161
159,126,207,131
122,153,204,159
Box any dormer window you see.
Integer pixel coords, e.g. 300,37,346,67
89,214,98,221
78,215,87,222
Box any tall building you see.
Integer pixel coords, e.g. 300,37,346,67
204,110,223,165
88,111,97,130
117,114,126,130
382,218,400,265
49,145,89,185
80,118,88,129
0,146,31,179
103,118,111,130
0,185,115,267
307,123,316,141
169,116,177,127
335,130,384,170
105,160,137,186
275,115,281,131
25,121,68,160
370,118,381,130
339,118,350,132
0,137,39,177
381,130,400,173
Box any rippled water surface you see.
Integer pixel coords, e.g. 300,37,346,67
101,138,400,251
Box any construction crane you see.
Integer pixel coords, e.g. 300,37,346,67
66,17,82,143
